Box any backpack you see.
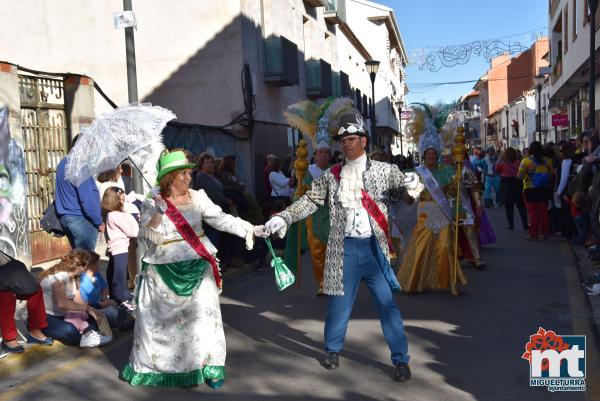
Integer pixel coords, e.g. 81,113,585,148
40,201,65,237
531,158,550,188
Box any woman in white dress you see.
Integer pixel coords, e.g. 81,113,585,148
122,151,267,389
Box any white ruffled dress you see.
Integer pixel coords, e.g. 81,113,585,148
122,189,254,387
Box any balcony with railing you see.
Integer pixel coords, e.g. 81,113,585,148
303,0,327,7
324,0,346,24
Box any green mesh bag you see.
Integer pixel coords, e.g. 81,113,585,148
265,238,295,291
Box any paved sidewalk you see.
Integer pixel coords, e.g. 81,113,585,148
0,255,264,380
571,244,600,340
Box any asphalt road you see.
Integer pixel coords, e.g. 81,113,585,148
1,205,598,401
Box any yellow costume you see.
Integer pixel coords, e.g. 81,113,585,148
397,163,467,294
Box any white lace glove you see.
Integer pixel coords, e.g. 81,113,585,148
149,186,161,199
265,216,287,237
253,225,270,238
149,186,167,214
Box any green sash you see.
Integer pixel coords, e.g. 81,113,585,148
144,259,209,296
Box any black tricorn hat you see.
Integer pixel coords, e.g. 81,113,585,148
332,110,368,141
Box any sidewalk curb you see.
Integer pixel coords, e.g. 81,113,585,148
0,342,67,380
567,243,600,346
0,262,260,381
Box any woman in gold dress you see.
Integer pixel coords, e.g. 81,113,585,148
397,122,467,295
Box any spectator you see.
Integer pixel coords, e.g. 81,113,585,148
518,141,554,241
55,136,105,251
0,252,53,353
269,158,293,205
556,143,576,240
192,153,229,210
97,166,142,214
97,166,143,290
476,147,501,208
79,251,133,333
568,192,589,245
97,166,124,198
574,133,589,164
468,147,479,167
216,154,245,192
496,147,528,230
584,133,600,163
121,162,133,193
102,187,139,309
544,143,561,235
40,250,111,347
192,152,230,246
262,154,277,203
269,199,288,249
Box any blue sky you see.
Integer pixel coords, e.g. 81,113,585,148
375,0,549,105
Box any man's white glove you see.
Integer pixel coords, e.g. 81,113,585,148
265,216,287,237
253,225,270,238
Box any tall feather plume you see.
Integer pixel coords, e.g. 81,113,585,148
325,97,353,136
283,100,321,142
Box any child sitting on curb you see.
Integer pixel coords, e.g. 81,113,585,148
78,251,134,335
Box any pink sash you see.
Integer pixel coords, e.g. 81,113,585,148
162,195,222,289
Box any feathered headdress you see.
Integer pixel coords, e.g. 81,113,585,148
415,104,444,158
283,97,353,149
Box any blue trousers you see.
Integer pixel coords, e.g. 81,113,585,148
573,214,590,245
43,314,98,346
60,215,98,251
324,237,410,365
106,252,133,304
484,175,501,206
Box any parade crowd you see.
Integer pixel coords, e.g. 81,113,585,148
2,101,600,390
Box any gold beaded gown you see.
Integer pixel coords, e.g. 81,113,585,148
397,164,467,295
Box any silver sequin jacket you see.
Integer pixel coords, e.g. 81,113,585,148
276,159,406,295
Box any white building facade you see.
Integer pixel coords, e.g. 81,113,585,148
549,0,600,135
0,0,408,264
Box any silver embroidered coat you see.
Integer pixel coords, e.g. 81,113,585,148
277,159,406,295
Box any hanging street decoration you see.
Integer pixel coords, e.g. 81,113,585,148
412,39,531,72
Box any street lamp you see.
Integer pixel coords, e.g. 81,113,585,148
365,60,380,148
396,99,405,155
535,74,545,142
589,0,599,129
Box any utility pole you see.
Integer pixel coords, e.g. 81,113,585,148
122,0,143,195
121,0,144,275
